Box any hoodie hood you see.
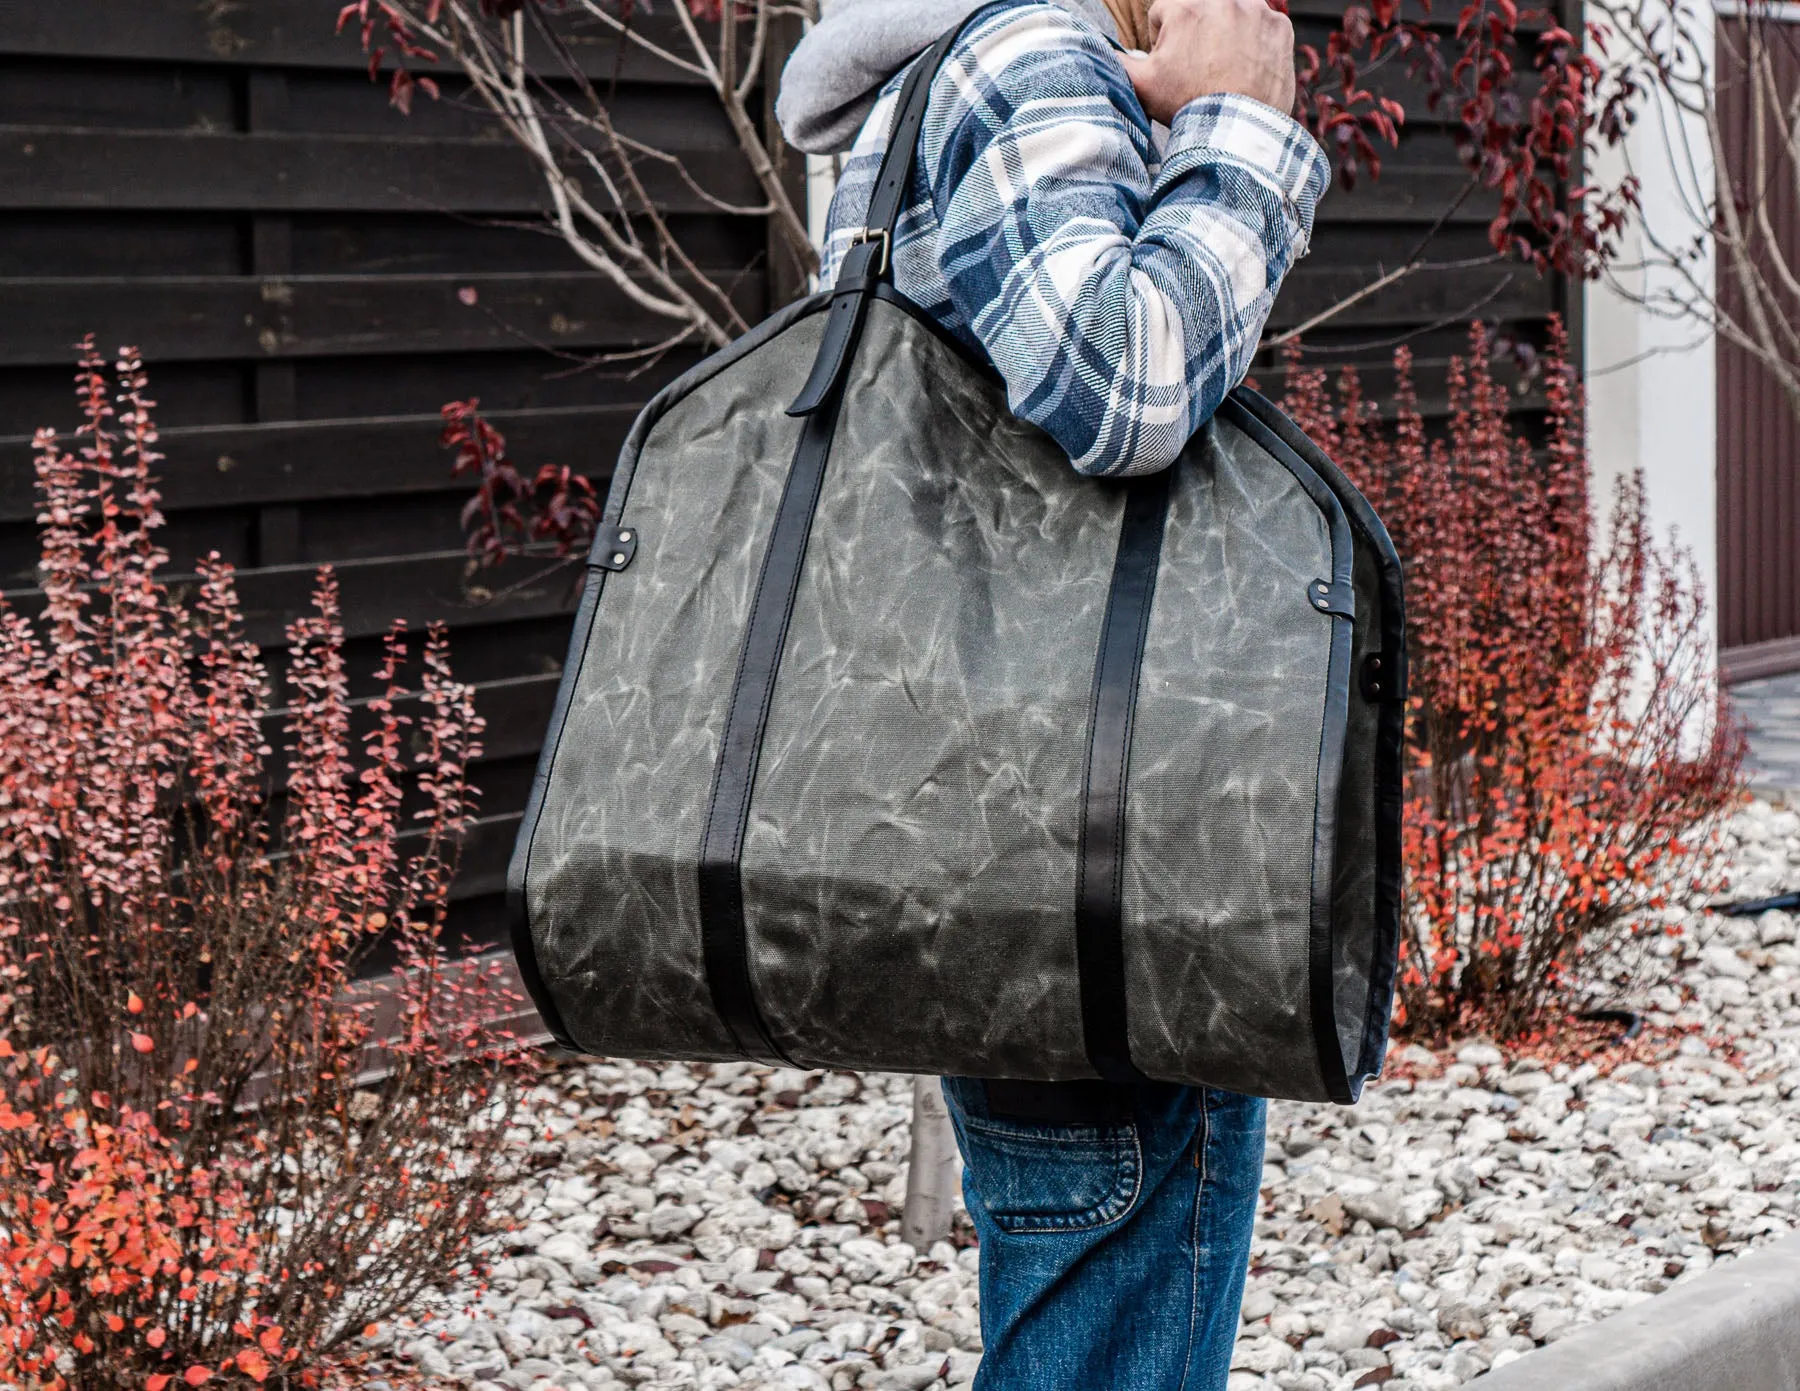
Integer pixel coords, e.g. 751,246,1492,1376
776,0,1120,154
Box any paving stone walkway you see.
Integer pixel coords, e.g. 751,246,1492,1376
1730,671,1800,793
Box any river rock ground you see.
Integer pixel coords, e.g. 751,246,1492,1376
380,798,1800,1391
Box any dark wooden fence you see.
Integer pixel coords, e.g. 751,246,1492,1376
0,0,798,952
1260,0,1574,420
0,0,1555,955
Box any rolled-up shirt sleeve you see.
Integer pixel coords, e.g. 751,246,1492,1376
855,4,1330,477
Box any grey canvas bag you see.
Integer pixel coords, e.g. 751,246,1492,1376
508,18,1407,1104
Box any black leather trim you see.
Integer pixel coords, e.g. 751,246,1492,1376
1309,576,1356,620
1309,598,1357,1100
1229,388,1407,1090
982,1078,1134,1126
787,241,884,416
591,523,638,572
1360,650,1402,703
695,398,846,1067
1075,468,1173,1086
861,23,964,237
1215,397,1357,1105
504,563,606,1053
507,295,837,1056
785,15,986,416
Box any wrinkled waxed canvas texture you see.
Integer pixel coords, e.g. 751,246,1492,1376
521,295,1391,1101
742,307,1110,1079
522,305,822,1063
1119,421,1333,1099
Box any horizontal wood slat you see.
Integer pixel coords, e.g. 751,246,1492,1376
449,812,523,903
360,812,524,909
1269,261,1547,330
1315,168,1497,224
0,405,629,520
260,672,558,791
2,549,586,648
234,550,585,648
0,127,759,214
0,271,762,365
1722,635,1800,685
0,3,725,84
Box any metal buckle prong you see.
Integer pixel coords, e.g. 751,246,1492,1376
848,227,890,276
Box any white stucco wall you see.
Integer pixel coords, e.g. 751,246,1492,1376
806,153,840,287
1584,0,1718,653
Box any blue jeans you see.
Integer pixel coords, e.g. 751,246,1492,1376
941,1077,1265,1390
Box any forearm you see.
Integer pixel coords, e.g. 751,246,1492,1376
955,91,1328,477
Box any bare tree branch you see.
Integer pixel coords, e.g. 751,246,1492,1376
1593,0,1800,427
346,0,816,356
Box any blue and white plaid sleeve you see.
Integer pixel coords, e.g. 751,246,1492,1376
820,2,1330,477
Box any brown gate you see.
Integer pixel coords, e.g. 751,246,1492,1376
1717,13,1800,681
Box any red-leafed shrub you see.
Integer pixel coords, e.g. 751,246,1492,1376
0,342,526,1389
441,398,599,569
1281,322,1744,1040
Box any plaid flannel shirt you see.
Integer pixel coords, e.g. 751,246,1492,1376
819,0,1330,477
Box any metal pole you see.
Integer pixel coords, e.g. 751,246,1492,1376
900,1075,962,1251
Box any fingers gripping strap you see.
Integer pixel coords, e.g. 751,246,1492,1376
787,17,975,417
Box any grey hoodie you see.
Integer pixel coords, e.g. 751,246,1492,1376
775,0,1123,154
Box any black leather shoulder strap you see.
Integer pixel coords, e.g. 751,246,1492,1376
1075,467,1172,1085
699,15,986,1063
787,17,976,416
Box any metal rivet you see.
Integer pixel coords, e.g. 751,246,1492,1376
612,553,626,566
1316,582,1329,593
1370,682,1382,695
619,531,632,542
1370,656,1381,669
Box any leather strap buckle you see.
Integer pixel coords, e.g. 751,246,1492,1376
847,226,890,276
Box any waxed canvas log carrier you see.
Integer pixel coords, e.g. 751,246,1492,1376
508,18,1408,1104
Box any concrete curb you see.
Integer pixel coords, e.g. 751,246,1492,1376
1468,1232,1800,1390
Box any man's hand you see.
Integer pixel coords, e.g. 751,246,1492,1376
1120,0,1298,125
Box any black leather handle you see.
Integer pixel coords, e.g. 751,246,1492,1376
787,14,981,417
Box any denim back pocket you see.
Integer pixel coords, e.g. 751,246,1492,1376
944,1081,1143,1235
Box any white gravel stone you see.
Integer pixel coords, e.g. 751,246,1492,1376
381,797,1799,1391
